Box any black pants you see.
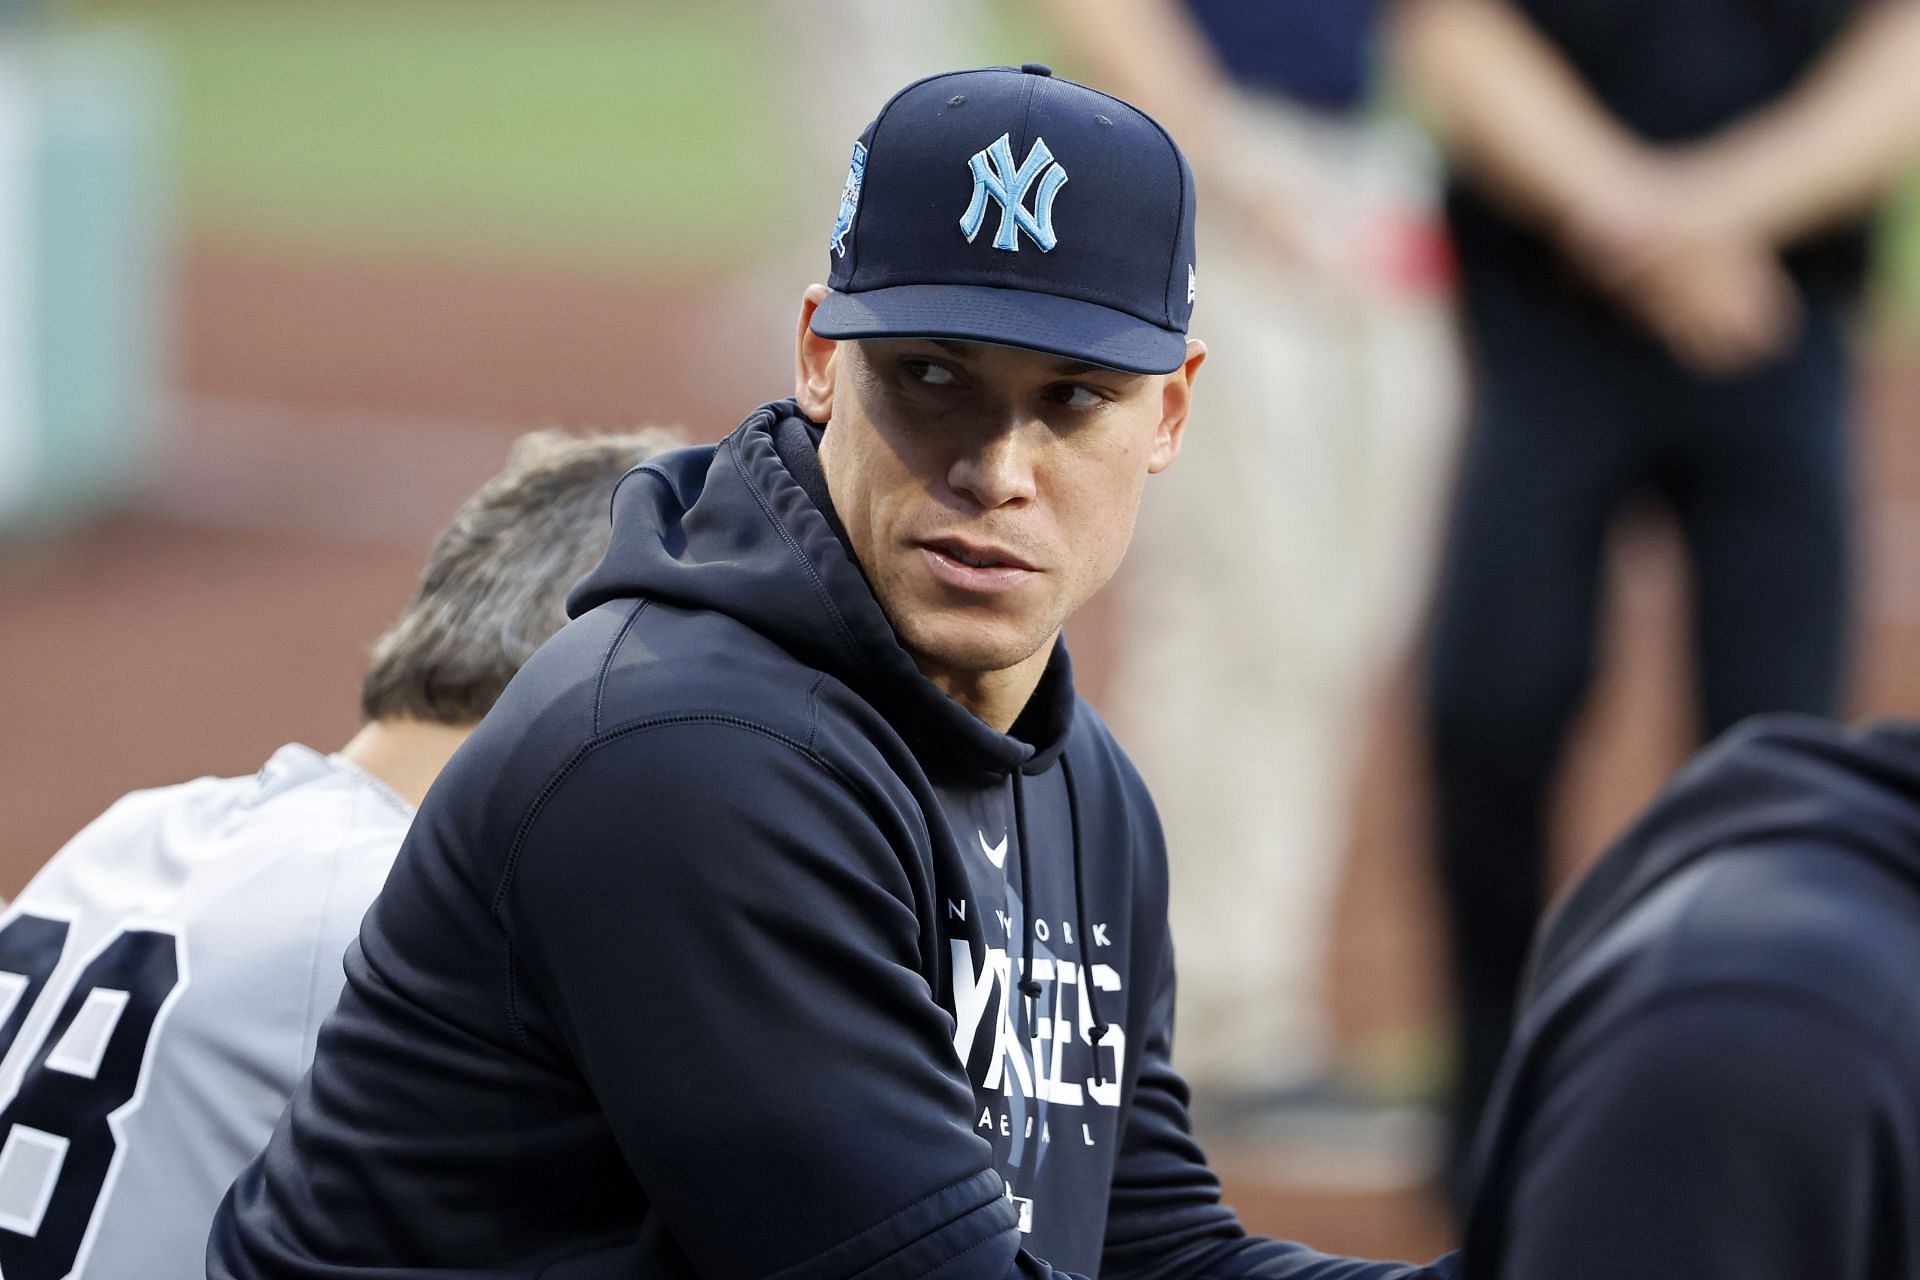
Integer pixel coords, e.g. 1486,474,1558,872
1425,278,1853,1204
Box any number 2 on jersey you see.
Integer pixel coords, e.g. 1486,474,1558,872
0,913,184,1280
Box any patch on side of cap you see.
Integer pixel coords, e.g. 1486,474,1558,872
1187,263,1197,305
829,140,868,259
959,132,1069,253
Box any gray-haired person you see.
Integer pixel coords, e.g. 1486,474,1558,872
0,428,678,1280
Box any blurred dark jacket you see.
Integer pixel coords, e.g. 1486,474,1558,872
1463,716,1920,1279
1182,0,1385,111
1448,0,1877,302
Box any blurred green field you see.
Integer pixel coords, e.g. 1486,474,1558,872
60,0,1920,310
1884,175,1920,315
77,2,791,265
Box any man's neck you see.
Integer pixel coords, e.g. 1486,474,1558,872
337,718,476,809
917,641,1054,735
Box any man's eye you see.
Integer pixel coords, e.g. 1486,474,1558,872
1049,384,1106,409
903,359,958,387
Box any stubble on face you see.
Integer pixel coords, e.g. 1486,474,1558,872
817,339,1175,716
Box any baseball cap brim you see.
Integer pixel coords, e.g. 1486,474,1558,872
809,284,1187,376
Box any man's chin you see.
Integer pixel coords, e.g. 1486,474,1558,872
900,618,1052,680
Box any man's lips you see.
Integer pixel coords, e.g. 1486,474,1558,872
918,538,1040,594
919,537,1038,573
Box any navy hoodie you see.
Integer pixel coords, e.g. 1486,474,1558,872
210,401,1451,1280
1463,715,1920,1279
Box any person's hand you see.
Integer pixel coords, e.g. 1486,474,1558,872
1556,153,1801,376
1614,238,1802,376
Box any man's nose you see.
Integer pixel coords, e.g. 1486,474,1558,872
946,419,1040,510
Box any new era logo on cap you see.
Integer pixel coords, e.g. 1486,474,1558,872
810,64,1198,375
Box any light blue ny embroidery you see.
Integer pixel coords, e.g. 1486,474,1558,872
830,141,868,258
959,133,1069,253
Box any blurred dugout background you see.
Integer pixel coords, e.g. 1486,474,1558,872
3,0,1919,1260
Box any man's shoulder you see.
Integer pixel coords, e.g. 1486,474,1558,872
598,595,838,741
1065,696,1161,832
445,598,852,819
1067,696,1143,775
29,748,407,906
1508,848,1920,1205
1585,844,1920,1057
61,768,255,846
1696,846,1920,1021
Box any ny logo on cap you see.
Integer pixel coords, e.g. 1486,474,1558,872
960,133,1069,253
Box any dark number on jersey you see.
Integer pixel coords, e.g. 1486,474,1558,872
0,913,183,1280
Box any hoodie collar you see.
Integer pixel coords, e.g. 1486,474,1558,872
569,399,1078,778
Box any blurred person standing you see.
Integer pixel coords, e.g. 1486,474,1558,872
1395,0,1920,1203
0,429,674,1280
1041,0,1463,1115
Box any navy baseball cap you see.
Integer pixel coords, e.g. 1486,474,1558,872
811,64,1198,376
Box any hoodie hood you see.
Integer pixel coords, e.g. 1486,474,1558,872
568,399,1077,778
1524,714,1920,1003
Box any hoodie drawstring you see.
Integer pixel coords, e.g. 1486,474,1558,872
1012,772,1044,1006
1009,759,1111,1089
1061,756,1110,1087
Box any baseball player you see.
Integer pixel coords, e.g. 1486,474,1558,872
1463,715,1920,1278
0,429,674,1280
211,67,1457,1280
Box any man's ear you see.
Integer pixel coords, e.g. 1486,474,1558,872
795,284,839,423
1149,338,1207,474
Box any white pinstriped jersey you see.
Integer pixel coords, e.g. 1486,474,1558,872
0,745,413,1280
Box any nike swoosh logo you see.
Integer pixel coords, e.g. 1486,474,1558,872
978,830,1009,869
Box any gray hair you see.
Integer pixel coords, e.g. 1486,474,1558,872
360,427,684,725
